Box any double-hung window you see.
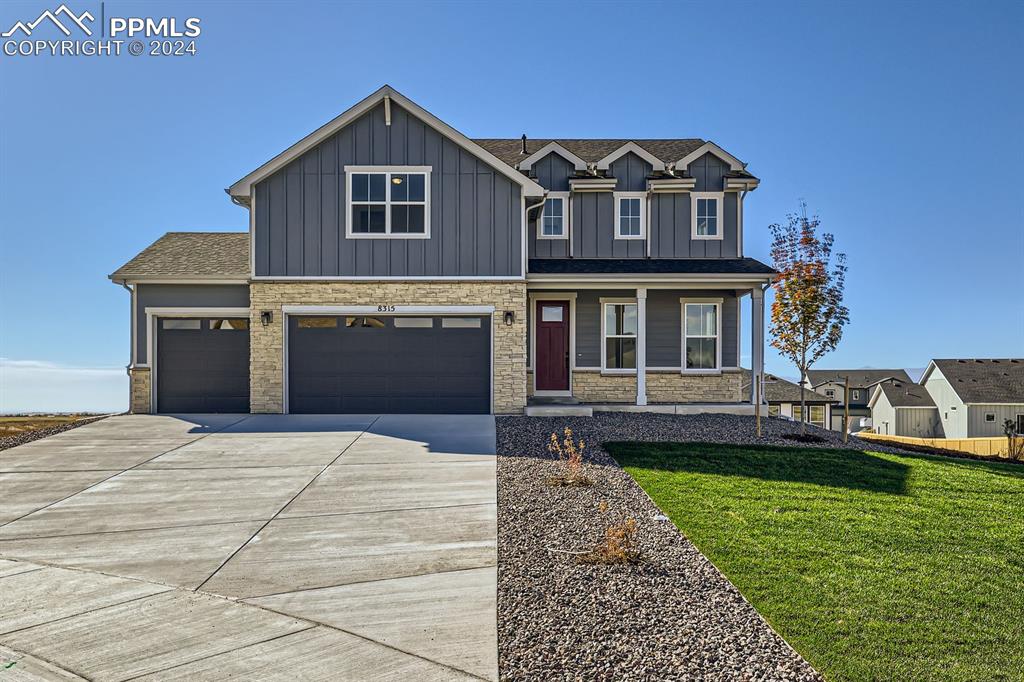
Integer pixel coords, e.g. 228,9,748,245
602,302,637,371
691,192,723,240
682,300,721,371
346,166,430,238
539,194,567,238
614,193,645,239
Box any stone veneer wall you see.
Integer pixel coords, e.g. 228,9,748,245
249,281,527,414
129,367,151,414
570,370,743,404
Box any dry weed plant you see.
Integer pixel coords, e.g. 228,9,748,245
578,500,642,565
545,427,593,486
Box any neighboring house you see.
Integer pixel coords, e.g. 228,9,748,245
868,379,942,437
805,369,913,432
109,85,775,416
741,370,835,428
916,359,1024,438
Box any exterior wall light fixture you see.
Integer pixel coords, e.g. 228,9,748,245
260,311,274,326
503,311,515,326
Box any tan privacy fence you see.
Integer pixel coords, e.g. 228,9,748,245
858,432,1016,458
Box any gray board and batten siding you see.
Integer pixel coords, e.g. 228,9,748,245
253,101,523,278
528,151,739,259
135,284,250,364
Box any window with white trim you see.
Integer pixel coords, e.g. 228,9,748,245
851,389,862,401
683,302,720,371
603,302,637,370
614,193,645,239
984,412,996,423
825,388,836,399
346,167,430,238
539,196,566,238
691,192,723,240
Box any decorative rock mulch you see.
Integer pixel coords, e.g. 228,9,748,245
496,413,843,681
0,415,111,452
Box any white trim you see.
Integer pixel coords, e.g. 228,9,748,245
129,283,137,366
528,293,576,395
595,141,666,171
229,85,544,198
249,184,256,277
281,305,495,315
537,193,569,240
344,166,431,240
600,298,638,374
569,177,617,192
675,141,745,172
680,298,723,374
144,307,251,414
518,141,587,172
527,276,775,286
282,308,496,415
636,287,647,406
118,278,250,285
647,177,696,192
691,192,725,240
737,189,744,257
613,192,647,240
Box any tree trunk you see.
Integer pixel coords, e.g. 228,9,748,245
800,348,807,435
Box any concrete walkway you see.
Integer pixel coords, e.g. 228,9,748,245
0,414,497,681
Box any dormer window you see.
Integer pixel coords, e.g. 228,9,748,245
539,194,568,239
345,166,431,239
614,193,646,240
691,192,723,240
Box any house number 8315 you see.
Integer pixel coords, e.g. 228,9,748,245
377,305,396,312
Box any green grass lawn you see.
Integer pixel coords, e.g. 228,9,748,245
609,442,1024,682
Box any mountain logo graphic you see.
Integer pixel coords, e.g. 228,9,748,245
2,4,95,38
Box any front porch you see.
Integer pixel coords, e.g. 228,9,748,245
525,281,768,415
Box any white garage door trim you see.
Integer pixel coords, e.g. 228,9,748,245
144,306,251,413
281,305,496,415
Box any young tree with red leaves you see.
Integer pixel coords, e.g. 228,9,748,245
769,202,849,434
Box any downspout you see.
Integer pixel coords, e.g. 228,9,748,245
117,280,134,378
525,193,548,266
645,187,653,258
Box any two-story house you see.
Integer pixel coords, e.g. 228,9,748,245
109,85,775,415
805,369,913,432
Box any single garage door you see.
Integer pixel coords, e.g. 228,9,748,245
288,315,490,414
156,318,250,413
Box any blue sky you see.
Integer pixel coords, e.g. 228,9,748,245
1,0,1022,412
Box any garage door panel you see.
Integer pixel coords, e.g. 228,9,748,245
157,318,250,414
288,315,490,414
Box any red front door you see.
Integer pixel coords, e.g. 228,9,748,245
535,301,570,391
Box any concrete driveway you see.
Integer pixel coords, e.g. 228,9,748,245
0,414,497,681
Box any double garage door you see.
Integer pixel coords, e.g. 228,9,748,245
287,315,491,414
155,314,491,414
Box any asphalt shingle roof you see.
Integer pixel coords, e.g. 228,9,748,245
474,138,708,169
876,380,937,408
931,359,1024,404
805,368,913,389
109,232,249,280
741,370,835,404
527,258,776,275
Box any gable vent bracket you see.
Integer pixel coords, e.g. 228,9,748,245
383,95,391,126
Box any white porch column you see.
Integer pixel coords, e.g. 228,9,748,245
750,286,765,404
636,287,647,406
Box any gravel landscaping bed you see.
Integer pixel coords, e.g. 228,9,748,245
496,412,873,681
0,415,111,452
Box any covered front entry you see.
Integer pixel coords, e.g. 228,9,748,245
155,317,251,413
287,314,491,414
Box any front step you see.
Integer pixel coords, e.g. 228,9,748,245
524,404,594,417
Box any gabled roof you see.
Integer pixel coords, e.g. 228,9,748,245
516,141,587,172
742,370,836,404
806,368,912,389
675,141,745,171
228,85,545,200
475,138,710,170
869,380,937,409
920,359,1024,404
109,232,249,282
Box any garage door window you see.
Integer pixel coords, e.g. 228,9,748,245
297,317,338,329
345,316,385,328
394,318,433,328
210,319,249,330
442,318,482,329
162,319,200,330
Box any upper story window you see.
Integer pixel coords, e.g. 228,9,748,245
539,194,568,239
691,192,723,240
614,193,646,240
682,300,721,371
825,388,836,399
851,389,862,401
345,166,431,239
602,301,637,371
